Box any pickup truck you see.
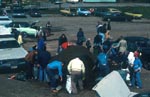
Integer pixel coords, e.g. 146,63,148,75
60,8,77,16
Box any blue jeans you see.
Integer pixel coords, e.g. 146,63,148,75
39,66,48,82
46,68,58,89
131,71,142,88
98,65,110,77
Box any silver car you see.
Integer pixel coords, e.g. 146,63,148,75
0,16,12,26
0,37,28,73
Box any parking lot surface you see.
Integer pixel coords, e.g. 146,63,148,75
0,14,150,97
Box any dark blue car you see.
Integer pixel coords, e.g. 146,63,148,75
102,12,133,22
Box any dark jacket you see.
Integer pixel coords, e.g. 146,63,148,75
38,50,51,69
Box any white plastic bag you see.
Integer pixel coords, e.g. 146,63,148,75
66,75,72,94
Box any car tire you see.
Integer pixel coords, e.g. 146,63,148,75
143,61,150,70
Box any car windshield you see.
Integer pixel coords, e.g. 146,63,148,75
0,18,10,20
0,40,20,49
13,9,24,13
31,9,39,12
8,22,30,27
80,8,87,11
70,9,76,12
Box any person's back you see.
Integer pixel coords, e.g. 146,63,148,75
119,38,127,53
97,52,107,66
76,28,85,45
38,50,51,69
77,30,84,38
58,34,68,46
94,34,102,46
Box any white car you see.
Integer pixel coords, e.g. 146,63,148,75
0,25,12,36
0,37,28,73
6,22,38,38
0,16,12,26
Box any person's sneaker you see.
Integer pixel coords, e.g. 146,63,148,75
128,83,133,87
56,85,62,91
51,89,58,93
136,86,142,89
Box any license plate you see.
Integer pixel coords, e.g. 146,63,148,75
11,66,18,69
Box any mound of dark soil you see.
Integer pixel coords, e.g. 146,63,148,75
50,45,97,88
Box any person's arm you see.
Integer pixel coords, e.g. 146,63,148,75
67,61,72,74
58,64,63,81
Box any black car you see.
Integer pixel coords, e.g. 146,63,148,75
93,8,112,17
102,12,133,22
29,8,42,17
124,36,150,70
12,8,26,18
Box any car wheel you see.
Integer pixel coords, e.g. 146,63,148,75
22,32,28,38
143,61,150,70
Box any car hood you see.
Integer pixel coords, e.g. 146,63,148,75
0,26,12,35
7,27,37,35
0,47,28,60
17,28,37,33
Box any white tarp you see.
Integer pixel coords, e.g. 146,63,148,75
92,71,137,97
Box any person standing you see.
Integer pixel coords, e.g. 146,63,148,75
130,51,143,89
57,34,68,53
76,28,86,46
37,34,45,52
38,46,51,82
46,60,64,93
96,47,110,77
46,21,52,35
114,36,128,65
96,21,103,34
107,19,111,31
24,47,37,80
85,38,92,51
127,52,135,84
17,32,23,45
67,57,85,94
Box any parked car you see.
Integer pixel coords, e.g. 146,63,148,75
93,8,112,17
66,0,79,3
123,36,150,70
0,25,12,36
60,8,77,16
102,12,133,22
112,36,150,70
77,8,91,16
12,8,26,18
5,22,38,38
124,11,143,19
0,16,12,25
29,8,42,17
107,8,121,13
0,37,28,73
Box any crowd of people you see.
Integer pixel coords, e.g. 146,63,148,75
12,19,143,94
